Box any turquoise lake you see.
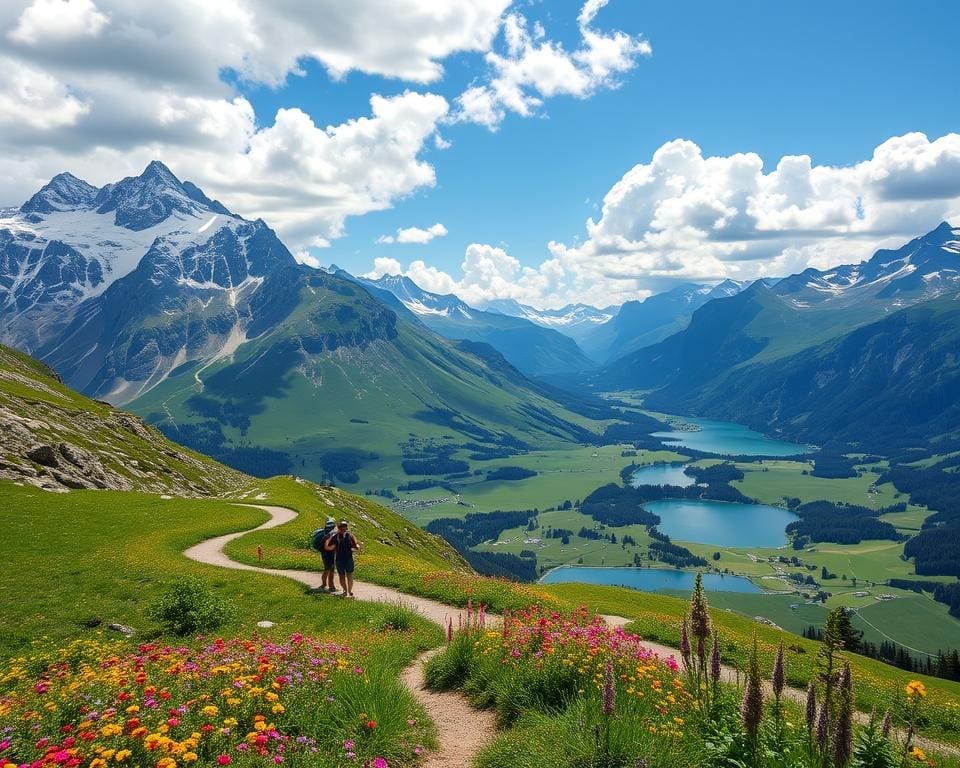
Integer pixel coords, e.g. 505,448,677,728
540,566,762,593
630,463,695,487
652,417,808,457
644,498,796,547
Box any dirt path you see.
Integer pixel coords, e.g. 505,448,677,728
184,504,497,768
186,505,958,761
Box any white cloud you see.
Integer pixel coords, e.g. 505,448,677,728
455,0,650,129
377,222,448,245
365,132,960,309
363,257,403,279
9,0,109,44
0,56,89,129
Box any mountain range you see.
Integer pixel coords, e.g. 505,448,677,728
346,272,595,376
4,162,960,482
601,222,960,455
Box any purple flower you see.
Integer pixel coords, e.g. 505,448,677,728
881,709,892,738
602,660,616,716
710,633,721,683
679,619,691,663
815,702,829,749
740,640,763,737
805,682,817,733
833,663,853,767
688,573,712,641
772,644,785,700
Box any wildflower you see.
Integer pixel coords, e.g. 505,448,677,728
881,709,892,738
805,682,817,733
688,573,712,641
710,633,721,683
772,643,785,701
740,639,763,737
909,746,926,761
366,720,377,730
905,680,926,699
679,620,691,665
602,660,616,716
815,702,829,750
371,759,388,768
832,663,853,767
343,740,355,751
216,757,231,766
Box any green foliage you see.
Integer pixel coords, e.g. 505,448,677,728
148,576,236,636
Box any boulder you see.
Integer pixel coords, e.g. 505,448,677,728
26,444,59,467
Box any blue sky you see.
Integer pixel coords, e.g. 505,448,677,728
234,0,960,289
1,0,958,307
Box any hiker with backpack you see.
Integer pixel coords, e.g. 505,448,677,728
325,520,361,598
311,517,338,592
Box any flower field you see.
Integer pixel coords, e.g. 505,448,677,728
0,634,434,768
425,605,696,767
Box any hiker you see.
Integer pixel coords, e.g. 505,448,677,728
325,519,361,597
312,516,338,592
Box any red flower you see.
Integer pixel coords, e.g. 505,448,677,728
216,756,231,766
366,720,377,730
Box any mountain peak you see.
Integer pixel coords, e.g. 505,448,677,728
93,161,228,231
140,160,180,183
20,172,100,216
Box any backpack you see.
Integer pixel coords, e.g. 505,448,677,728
310,528,331,551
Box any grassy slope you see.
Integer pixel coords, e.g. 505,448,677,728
0,480,441,659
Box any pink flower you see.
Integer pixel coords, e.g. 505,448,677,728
216,756,232,766
343,740,355,751
371,759,388,768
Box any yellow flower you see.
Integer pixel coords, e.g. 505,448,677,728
264,692,279,702
114,751,132,763
905,681,926,699
271,704,285,715
99,724,122,738
910,746,927,761
201,706,219,717
89,760,107,768
182,754,198,763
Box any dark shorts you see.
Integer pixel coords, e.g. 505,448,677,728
336,558,355,575
321,550,336,569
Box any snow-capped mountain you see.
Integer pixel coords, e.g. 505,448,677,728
482,299,617,344
0,162,248,353
773,221,960,309
347,271,595,376
356,273,477,319
0,162,298,402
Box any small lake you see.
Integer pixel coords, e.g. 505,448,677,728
630,463,695,488
652,417,808,457
644,498,796,548
540,566,762,594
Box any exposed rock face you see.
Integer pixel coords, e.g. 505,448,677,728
1,345,245,495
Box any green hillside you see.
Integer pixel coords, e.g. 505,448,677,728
129,268,601,485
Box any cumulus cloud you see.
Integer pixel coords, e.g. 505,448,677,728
455,0,650,129
9,0,109,44
377,222,448,244
0,0,506,248
368,132,960,308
